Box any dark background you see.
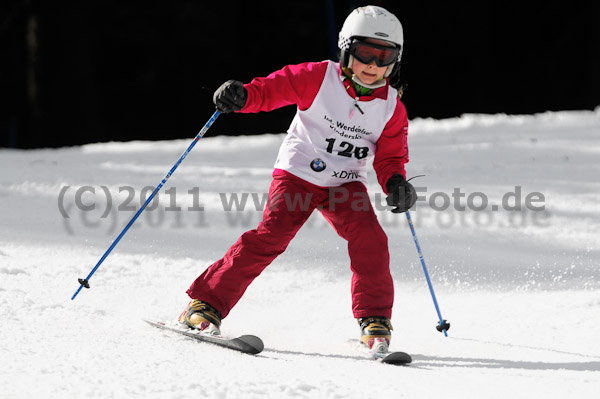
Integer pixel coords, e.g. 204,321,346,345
1,0,599,149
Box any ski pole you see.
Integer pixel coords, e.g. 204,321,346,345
71,110,221,300
405,210,450,336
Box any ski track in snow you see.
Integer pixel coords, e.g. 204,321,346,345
1,110,599,398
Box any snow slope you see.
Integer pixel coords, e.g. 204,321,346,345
1,110,599,398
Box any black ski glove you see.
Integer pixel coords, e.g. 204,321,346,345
213,80,248,113
386,174,417,213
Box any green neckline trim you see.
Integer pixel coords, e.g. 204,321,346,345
342,67,374,96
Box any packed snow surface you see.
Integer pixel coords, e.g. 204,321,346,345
1,110,599,398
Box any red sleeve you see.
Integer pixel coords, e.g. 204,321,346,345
373,98,410,194
239,61,329,113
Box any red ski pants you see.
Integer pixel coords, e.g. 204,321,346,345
187,172,394,319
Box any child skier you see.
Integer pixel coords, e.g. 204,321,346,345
179,5,417,351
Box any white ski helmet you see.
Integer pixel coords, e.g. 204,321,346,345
338,6,404,81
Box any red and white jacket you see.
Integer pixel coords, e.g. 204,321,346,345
240,60,409,193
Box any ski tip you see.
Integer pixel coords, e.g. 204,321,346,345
381,351,412,365
237,335,264,354
143,319,164,327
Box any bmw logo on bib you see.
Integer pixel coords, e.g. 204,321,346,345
310,158,326,172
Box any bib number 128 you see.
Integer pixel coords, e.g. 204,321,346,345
325,138,369,159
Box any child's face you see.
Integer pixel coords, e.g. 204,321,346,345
350,38,394,85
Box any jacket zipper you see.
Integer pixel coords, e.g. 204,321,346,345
350,97,364,119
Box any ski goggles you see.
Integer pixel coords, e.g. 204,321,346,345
349,40,400,67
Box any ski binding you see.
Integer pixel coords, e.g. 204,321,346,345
354,337,412,365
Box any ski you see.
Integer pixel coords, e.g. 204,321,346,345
143,320,264,355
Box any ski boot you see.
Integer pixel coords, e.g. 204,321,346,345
178,300,222,335
358,316,393,356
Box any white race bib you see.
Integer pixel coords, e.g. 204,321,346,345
274,61,398,187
